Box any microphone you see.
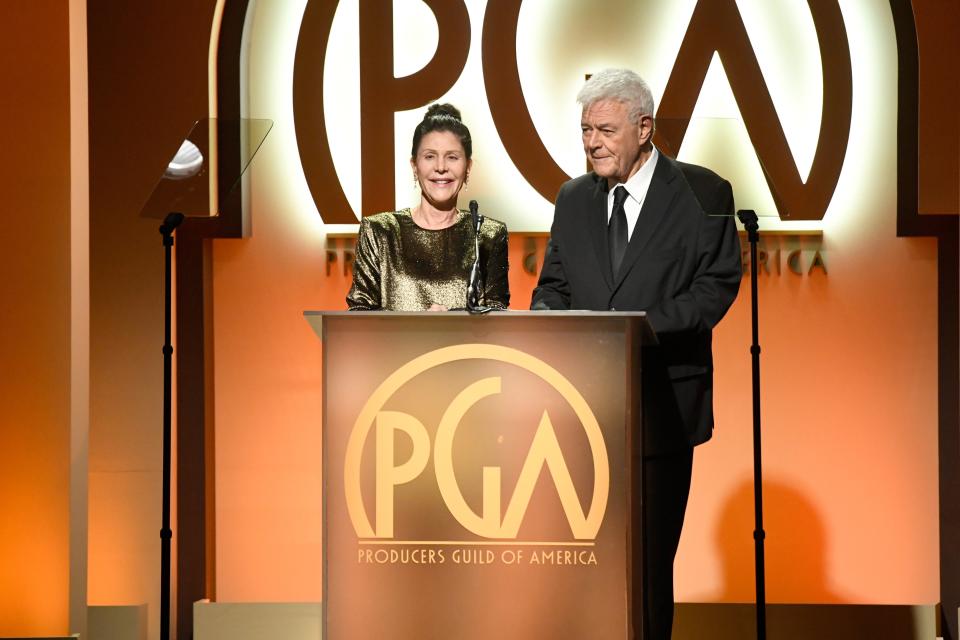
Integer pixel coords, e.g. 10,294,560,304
466,200,489,313
159,212,185,236
469,199,481,234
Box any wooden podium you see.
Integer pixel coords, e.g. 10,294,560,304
304,311,656,640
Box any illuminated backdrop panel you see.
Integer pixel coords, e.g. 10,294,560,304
210,0,940,607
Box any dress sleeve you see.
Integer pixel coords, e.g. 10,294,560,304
481,222,511,309
346,217,383,310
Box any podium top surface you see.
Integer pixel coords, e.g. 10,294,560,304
303,309,655,343
303,310,647,318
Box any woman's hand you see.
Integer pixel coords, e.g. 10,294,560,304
427,304,449,312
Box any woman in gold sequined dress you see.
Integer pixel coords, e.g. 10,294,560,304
346,104,510,311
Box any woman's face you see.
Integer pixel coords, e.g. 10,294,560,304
411,130,472,209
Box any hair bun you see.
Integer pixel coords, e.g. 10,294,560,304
425,103,462,121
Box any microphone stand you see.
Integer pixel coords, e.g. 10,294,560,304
737,209,767,640
466,199,491,314
158,211,184,640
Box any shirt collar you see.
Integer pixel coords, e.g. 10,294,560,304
610,146,659,203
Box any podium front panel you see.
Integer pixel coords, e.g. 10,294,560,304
317,313,644,640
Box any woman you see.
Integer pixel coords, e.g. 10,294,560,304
346,104,510,311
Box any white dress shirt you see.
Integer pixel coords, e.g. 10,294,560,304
607,146,659,240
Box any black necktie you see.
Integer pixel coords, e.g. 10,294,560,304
608,185,629,276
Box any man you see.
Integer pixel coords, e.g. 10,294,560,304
532,68,742,639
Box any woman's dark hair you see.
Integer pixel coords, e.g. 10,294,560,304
410,103,472,159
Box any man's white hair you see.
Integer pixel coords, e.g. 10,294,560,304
576,68,655,124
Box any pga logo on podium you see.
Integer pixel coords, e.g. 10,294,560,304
343,344,610,544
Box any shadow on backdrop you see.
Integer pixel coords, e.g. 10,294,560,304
674,480,935,639
712,477,844,604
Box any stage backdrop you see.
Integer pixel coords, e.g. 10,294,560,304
210,0,939,607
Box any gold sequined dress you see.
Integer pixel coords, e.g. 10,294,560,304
346,208,510,311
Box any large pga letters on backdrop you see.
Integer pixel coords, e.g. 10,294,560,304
288,0,853,232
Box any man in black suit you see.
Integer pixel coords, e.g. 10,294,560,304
532,68,742,639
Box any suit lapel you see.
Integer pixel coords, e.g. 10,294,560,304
613,156,680,288
587,175,614,288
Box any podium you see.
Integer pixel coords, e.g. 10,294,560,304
304,311,656,640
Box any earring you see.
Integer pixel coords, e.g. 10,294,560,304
413,174,419,189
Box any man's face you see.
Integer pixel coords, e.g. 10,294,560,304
581,99,652,185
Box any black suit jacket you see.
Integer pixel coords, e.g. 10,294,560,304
532,155,743,454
